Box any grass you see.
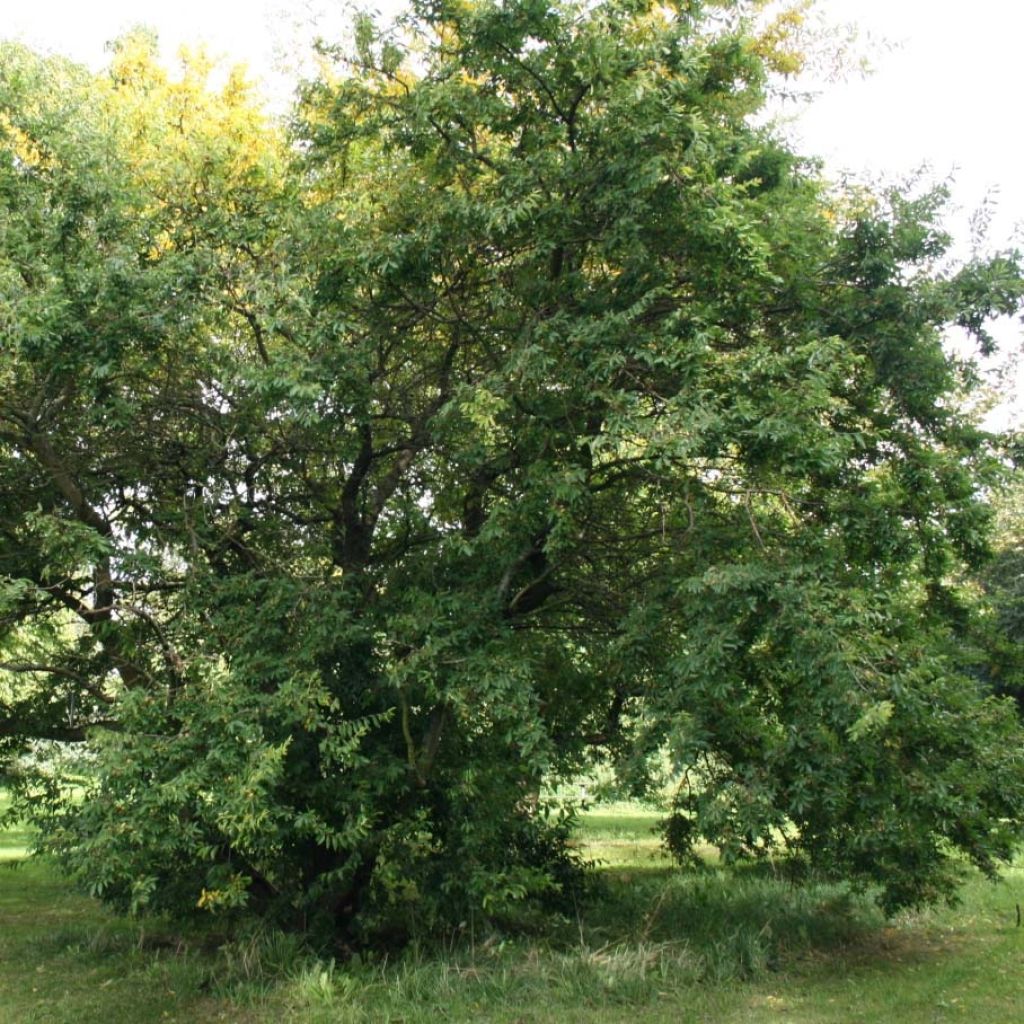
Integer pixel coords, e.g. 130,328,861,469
721,877,1024,1023
0,792,244,1023
1,796,1022,1022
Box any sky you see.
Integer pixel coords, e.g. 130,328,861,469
4,0,1022,422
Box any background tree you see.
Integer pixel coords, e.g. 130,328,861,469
971,456,1024,710
2,0,1024,942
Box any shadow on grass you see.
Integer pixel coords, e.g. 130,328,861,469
567,861,885,982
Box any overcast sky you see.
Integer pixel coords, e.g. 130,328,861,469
5,0,1022,422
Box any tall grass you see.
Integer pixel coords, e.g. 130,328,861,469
246,808,886,1022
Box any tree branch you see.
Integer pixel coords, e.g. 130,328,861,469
0,662,116,705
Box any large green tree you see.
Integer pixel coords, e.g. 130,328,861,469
3,0,1024,941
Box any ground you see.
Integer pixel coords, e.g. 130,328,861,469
2,797,1022,1023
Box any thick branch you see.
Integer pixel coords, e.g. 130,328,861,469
0,714,119,743
0,662,116,705
336,423,376,571
25,433,112,538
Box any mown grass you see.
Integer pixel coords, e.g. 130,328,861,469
1,795,1022,1022
0,792,243,1023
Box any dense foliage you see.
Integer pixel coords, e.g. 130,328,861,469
973,467,1024,711
2,0,1024,941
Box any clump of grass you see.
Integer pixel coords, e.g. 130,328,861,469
212,924,316,1003
583,868,881,977
276,938,707,1023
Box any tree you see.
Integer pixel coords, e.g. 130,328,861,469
971,458,1024,710
3,0,1024,942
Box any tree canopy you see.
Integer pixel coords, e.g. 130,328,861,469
2,0,1024,942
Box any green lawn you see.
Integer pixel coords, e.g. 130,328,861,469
1,798,1022,1022
0,793,242,1023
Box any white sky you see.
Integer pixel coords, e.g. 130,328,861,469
3,0,1022,422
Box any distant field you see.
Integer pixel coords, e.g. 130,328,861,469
1,795,1022,1023
0,791,33,862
